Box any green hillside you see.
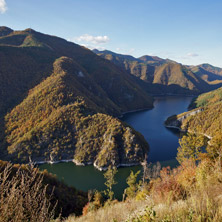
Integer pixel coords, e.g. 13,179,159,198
1,54,149,169
153,62,210,92
0,28,153,117
93,49,163,83
179,87,222,137
165,86,222,140
0,27,154,169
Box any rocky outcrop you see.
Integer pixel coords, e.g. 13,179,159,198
165,108,213,140
164,108,204,130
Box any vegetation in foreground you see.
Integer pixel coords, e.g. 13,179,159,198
2,87,222,221
0,162,55,222
0,160,88,220
64,131,222,222
63,89,222,221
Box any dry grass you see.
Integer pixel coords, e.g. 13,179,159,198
64,159,222,222
0,163,56,222
65,199,152,222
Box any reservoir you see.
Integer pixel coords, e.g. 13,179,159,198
39,96,193,198
122,96,193,163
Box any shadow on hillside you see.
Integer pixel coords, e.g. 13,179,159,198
0,117,9,160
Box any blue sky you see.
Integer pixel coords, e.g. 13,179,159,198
0,0,222,67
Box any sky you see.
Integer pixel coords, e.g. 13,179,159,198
0,0,222,67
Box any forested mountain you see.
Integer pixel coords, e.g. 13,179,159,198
0,27,151,168
165,86,222,140
68,86,222,221
179,87,222,138
94,50,222,95
0,28,153,116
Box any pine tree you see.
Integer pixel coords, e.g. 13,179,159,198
177,133,205,165
103,165,117,201
125,170,141,199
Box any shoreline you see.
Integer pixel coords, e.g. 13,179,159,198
165,123,213,140
119,94,195,118
37,95,196,170
93,162,141,171
119,107,153,118
36,158,141,171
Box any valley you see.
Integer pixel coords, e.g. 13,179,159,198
1,27,221,170
1,26,222,221
39,96,193,199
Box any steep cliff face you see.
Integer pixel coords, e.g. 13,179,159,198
165,108,204,130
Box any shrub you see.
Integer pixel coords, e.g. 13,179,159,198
0,163,56,222
151,167,186,203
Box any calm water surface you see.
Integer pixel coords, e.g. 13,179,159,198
122,96,193,162
39,96,193,198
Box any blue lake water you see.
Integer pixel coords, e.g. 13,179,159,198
122,96,193,162
39,96,193,198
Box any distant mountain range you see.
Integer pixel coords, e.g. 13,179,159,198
93,49,222,95
188,63,222,84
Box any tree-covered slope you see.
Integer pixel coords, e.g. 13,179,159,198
0,27,153,117
153,63,211,92
2,57,149,170
0,27,153,169
166,87,222,139
0,26,13,37
179,87,222,137
0,45,56,115
93,49,160,83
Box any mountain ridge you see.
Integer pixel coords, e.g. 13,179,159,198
0,27,153,116
93,49,222,95
0,28,153,169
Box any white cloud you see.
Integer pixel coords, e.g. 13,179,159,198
0,0,7,14
76,34,109,44
187,53,199,57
